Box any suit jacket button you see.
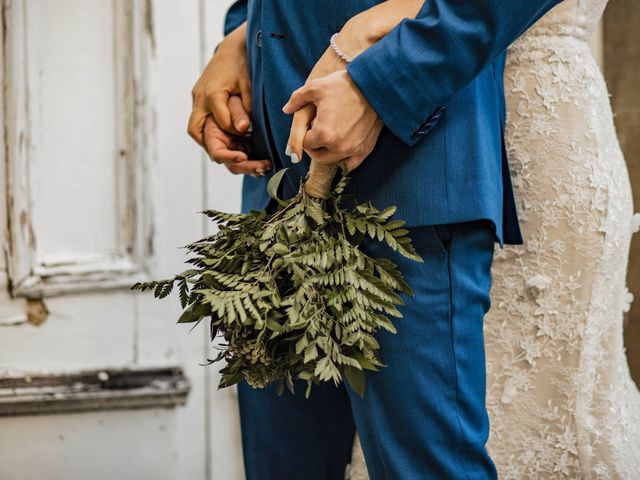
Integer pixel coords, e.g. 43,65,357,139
256,30,262,47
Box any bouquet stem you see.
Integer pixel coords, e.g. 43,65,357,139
304,160,339,199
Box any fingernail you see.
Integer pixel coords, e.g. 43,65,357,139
282,103,289,113
256,168,266,175
237,118,249,129
285,144,292,156
291,153,299,164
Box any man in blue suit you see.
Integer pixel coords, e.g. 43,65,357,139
189,1,562,478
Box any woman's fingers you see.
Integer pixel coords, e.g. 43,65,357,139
203,115,242,161
282,80,321,114
203,115,271,175
208,137,271,175
303,146,345,166
225,159,272,176
207,139,248,164
343,155,366,172
338,118,382,171
286,104,316,164
228,95,251,133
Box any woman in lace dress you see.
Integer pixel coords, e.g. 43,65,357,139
481,0,640,477
349,0,640,478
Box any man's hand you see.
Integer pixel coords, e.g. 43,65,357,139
282,67,383,172
189,22,269,176
188,22,252,147
203,99,271,177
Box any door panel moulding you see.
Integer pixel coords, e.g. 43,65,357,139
2,0,157,298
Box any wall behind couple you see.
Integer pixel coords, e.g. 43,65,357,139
0,1,637,479
0,1,245,479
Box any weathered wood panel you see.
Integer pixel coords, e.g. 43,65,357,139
0,367,190,416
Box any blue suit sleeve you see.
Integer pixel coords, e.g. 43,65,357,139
223,0,248,36
345,0,563,146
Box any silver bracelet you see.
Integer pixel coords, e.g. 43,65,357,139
330,32,353,63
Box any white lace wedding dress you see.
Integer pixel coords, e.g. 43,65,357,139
349,1,640,478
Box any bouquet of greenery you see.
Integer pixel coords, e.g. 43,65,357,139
132,161,422,398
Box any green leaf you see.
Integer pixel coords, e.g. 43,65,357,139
384,219,405,230
304,344,318,363
352,353,381,371
218,371,245,388
178,277,189,308
378,206,397,220
306,199,325,225
305,380,313,399
272,243,289,255
267,168,290,206
178,304,209,324
267,318,284,332
154,281,174,299
295,335,309,354
344,365,366,398
298,370,314,380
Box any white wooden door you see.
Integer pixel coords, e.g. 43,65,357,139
0,1,245,479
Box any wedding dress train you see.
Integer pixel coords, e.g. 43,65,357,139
349,0,640,478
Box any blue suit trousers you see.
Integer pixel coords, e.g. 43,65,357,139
237,220,497,479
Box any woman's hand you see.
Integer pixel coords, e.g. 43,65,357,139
283,0,425,171
281,19,379,171
284,69,383,172
203,99,271,177
188,22,253,147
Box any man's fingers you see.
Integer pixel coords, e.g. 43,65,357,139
210,90,237,134
286,104,315,164
228,95,251,133
187,108,208,147
282,81,321,114
239,78,253,116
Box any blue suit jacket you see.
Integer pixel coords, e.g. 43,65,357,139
223,0,562,245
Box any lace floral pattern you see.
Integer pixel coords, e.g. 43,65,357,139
349,1,640,478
